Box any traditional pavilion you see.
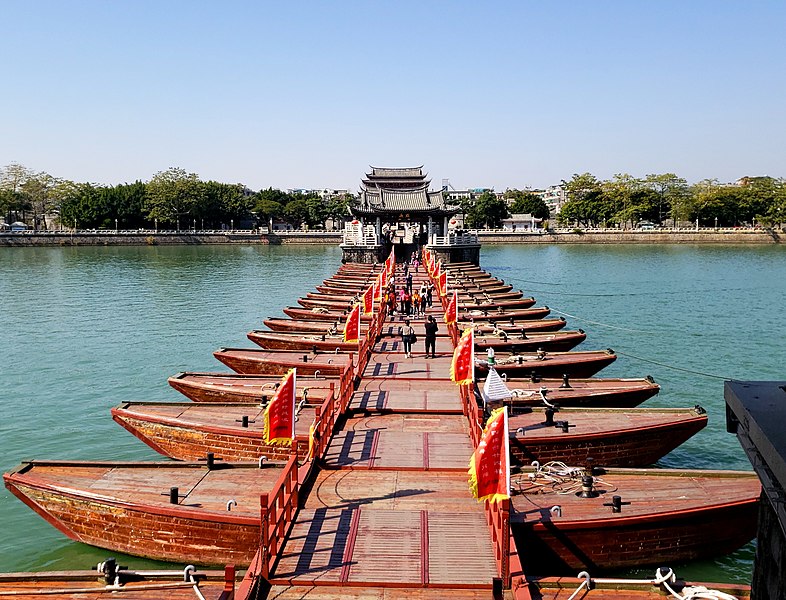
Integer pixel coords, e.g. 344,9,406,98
341,166,480,264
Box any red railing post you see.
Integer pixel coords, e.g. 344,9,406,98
259,493,270,578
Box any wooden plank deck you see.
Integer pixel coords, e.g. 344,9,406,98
323,414,472,470
362,352,453,380
267,273,501,591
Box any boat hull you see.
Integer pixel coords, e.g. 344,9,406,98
508,408,707,467
3,461,290,567
112,402,317,462
510,468,760,573
483,377,661,409
168,372,339,404
477,351,617,379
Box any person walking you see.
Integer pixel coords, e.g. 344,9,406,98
406,272,413,294
426,282,434,307
401,319,415,358
424,315,438,358
412,290,422,317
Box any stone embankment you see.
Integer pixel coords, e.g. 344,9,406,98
0,231,342,247
477,229,783,244
1,228,782,246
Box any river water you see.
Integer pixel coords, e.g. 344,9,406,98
1,243,784,582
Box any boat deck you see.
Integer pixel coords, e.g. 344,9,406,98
267,293,502,594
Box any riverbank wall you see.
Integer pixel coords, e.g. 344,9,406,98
1,229,782,246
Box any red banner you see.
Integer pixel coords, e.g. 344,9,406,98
450,328,474,385
362,284,374,315
444,290,457,324
343,303,361,343
438,270,448,297
264,369,296,445
468,407,510,503
373,274,382,303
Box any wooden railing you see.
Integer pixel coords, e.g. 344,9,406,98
460,382,512,587
486,498,511,587
309,384,338,461
236,442,301,597
260,443,301,578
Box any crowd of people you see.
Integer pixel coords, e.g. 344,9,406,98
386,251,440,358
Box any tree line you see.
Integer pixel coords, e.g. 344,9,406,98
0,164,352,231
4,163,784,232
557,173,786,229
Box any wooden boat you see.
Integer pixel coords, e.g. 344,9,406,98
457,306,552,322
297,297,355,310
526,573,751,599
0,565,238,599
458,297,536,311
466,318,568,334
3,458,299,566
473,330,586,352
306,289,525,302
455,282,514,293
168,371,341,404
375,319,569,340
213,347,353,377
263,317,347,333
481,375,661,408
510,466,760,573
505,406,707,467
111,401,321,462
456,290,524,301
247,330,362,352
475,349,617,378
283,306,374,322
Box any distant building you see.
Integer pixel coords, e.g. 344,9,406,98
501,213,543,231
537,185,567,216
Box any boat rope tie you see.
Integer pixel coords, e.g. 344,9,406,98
512,461,617,496
0,566,208,596
560,568,739,600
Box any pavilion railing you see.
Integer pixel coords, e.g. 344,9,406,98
428,232,479,246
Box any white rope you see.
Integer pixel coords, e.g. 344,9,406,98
654,568,739,600
560,569,739,600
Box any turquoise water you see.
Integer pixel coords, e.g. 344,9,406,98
1,243,784,582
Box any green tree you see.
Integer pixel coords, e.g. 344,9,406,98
505,189,549,219
466,191,509,228
145,167,204,230
0,163,34,224
254,188,289,232
283,197,310,228
559,173,610,227
643,173,689,226
59,182,105,228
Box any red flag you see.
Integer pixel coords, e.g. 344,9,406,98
444,290,457,325
438,270,448,297
343,303,361,343
362,284,374,315
450,328,474,385
468,407,510,503
380,266,388,290
373,274,382,303
264,369,296,445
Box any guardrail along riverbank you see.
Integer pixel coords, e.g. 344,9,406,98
0,228,782,246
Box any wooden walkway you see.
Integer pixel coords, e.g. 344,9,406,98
267,280,501,596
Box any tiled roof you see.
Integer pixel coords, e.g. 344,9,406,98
353,187,457,215
367,166,424,179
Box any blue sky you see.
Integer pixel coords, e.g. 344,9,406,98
2,1,784,191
